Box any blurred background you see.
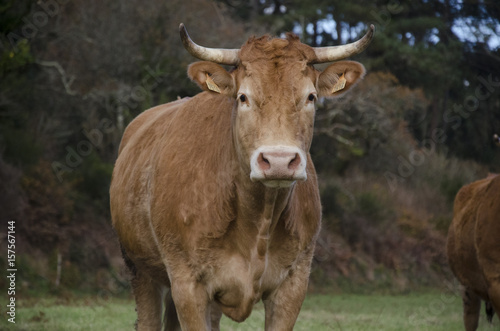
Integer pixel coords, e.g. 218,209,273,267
1,0,499,298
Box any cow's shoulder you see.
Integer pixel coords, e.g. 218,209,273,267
148,93,237,237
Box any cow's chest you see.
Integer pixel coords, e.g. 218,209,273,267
200,238,298,321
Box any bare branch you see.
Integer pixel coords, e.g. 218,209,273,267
36,60,77,96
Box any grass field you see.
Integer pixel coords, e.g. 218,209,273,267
1,292,498,330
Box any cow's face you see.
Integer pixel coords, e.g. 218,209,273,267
188,36,365,188
232,59,316,188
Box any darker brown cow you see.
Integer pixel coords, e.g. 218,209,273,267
110,23,373,330
447,173,500,330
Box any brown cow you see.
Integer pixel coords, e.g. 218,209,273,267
110,23,373,330
447,173,500,330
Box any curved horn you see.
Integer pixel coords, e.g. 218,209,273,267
179,23,240,65
311,24,375,64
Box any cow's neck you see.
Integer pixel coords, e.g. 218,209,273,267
229,122,295,251
234,168,294,251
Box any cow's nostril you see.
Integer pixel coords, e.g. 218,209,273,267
288,153,301,170
257,153,271,171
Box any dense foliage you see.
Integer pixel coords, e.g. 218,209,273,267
1,0,499,294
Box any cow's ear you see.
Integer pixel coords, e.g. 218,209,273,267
188,61,235,96
317,61,365,98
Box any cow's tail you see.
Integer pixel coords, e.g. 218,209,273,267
163,288,181,331
485,301,495,323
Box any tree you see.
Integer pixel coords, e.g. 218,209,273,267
219,0,500,164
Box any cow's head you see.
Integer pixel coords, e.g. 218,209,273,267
181,24,373,188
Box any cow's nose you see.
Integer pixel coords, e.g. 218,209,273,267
257,151,301,175
250,146,307,187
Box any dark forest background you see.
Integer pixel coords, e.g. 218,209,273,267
1,0,500,296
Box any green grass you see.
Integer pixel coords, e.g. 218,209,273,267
1,292,497,330
222,293,497,331
0,297,135,331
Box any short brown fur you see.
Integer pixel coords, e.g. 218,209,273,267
111,31,366,331
447,174,500,330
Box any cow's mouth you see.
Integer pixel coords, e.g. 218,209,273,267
258,179,297,188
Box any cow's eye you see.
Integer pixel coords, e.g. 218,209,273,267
307,93,316,102
239,94,247,103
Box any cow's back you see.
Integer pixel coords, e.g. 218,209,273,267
117,97,190,155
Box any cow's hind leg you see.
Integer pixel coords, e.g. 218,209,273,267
487,280,500,322
132,271,163,331
164,288,181,331
485,301,494,323
121,246,163,330
209,302,223,331
479,254,500,322
462,287,481,331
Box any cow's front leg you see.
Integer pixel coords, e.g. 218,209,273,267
263,250,313,331
170,279,210,331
